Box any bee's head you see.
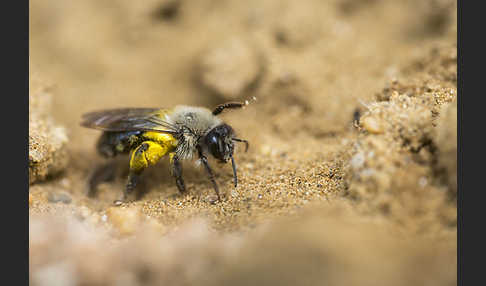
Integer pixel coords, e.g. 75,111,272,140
201,122,248,188
203,124,235,163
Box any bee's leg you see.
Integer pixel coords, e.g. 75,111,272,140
88,160,117,197
232,138,249,152
96,132,117,158
115,141,168,205
197,148,221,201
170,153,186,194
124,170,142,200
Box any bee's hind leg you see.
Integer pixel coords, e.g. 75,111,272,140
114,170,143,206
114,141,167,206
170,153,186,194
88,160,118,198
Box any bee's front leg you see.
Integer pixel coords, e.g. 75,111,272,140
197,147,221,202
170,153,186,194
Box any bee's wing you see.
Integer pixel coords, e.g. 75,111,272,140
81,108,178,134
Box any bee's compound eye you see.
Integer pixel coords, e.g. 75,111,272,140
205,133,223,160
207,134,223,159
205,124,234,161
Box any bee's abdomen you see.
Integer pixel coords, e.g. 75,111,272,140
96,131,142,158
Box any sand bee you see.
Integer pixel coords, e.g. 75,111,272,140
81,102,249,204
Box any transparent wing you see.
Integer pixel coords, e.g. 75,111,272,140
81,108,178,134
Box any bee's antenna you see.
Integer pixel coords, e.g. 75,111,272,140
212,97,257,115
212,102,245,115
232,138,249,152
230,155,238,187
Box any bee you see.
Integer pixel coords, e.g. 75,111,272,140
81,102,249,204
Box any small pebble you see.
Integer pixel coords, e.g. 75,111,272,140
113,200,124,207
361,116,384,134
207,195,219,205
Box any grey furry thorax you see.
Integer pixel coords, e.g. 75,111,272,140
169,106,222,160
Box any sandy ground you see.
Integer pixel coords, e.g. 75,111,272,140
29,0,457,285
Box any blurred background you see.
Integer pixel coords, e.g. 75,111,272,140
29,0,457,285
